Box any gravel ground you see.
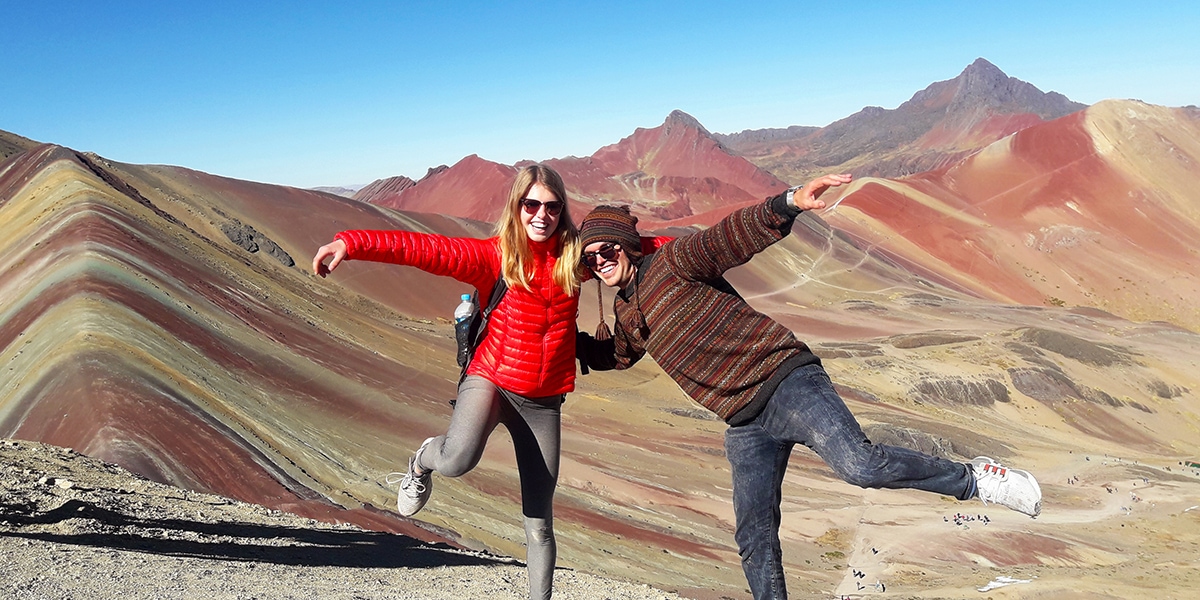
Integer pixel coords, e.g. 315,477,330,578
0,439,686,600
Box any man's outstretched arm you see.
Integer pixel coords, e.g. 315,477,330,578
669,173,852,281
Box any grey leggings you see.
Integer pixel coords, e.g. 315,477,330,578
415,375,562,600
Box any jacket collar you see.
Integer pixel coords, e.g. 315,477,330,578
528,236,556,255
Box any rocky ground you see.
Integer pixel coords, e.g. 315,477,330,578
0,439,686,600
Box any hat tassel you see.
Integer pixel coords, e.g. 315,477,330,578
594,280,612,341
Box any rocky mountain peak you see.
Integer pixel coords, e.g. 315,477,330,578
664,109,711,136
960,57,1006,84
950,57,1084,118
351,175,416,203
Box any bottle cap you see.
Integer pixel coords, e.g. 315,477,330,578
461,294,471,301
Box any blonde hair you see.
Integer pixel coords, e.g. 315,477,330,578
495,164,582,296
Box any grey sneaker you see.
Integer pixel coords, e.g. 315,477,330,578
971,456,1042,517
387,437,435,517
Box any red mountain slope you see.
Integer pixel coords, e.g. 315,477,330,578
360,155,516,223
351,174,415,201
718,58,1085,183
357,111,788,224
818,100,1200,330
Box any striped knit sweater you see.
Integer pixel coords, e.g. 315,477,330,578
578,192,821,426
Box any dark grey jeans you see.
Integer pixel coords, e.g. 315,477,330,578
723,364,974,600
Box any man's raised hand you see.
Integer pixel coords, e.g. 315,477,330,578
792,173,853,210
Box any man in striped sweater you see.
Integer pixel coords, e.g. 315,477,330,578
576,174,1042,600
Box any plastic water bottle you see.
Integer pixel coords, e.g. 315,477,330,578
454,293,474,323
454,293,475,366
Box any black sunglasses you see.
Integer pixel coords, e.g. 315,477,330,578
581,243,621,267
519,198,564,216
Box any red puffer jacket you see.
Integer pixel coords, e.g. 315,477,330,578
335,230,578,397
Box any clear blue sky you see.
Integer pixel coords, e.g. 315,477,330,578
4,1,1197,188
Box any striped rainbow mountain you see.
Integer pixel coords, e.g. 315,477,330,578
3,59,1200,598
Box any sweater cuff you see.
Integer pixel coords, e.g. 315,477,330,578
769,189,804,218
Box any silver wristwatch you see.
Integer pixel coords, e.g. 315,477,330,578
785,185,802,207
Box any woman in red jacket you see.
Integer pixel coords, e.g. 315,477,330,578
312,164,580,600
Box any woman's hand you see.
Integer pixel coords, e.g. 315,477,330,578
312,239,348,278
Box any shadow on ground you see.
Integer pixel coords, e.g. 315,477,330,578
0,497,510,569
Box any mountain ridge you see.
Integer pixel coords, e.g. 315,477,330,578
356,59,1085,225
357,110,788,225
715,57,1087,181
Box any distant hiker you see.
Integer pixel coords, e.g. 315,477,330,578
574,174,1043,600
312,164,581,600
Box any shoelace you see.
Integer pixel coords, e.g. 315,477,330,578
974,461,1009,506
386,471,427,495
978,462,1009,478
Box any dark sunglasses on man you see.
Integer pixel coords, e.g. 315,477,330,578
581,243,621,267
519,198,564,216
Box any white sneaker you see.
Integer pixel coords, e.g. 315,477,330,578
971,456,1042,517
387,437,435,517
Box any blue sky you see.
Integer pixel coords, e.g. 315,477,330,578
4,1,1198,188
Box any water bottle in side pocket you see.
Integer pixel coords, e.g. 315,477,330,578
454,293,475,367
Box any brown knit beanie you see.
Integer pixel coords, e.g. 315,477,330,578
580,205,642,262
